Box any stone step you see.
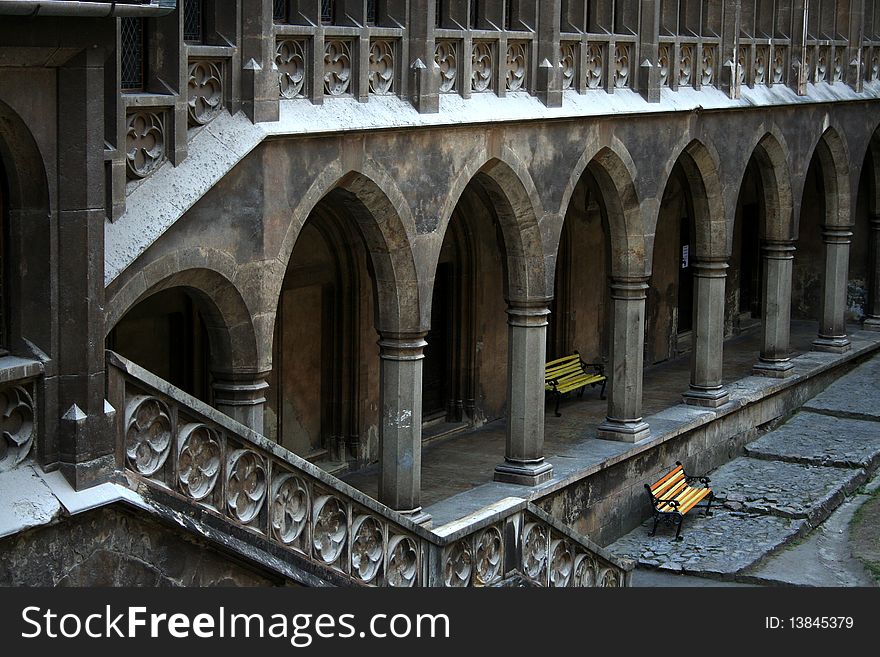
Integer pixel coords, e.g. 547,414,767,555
745,411,880,473
709,456,866,525
608,455,866,580
609,509,808,578
802,356,880,423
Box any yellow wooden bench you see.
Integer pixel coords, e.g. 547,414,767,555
645,461,714,540
544,351,606,417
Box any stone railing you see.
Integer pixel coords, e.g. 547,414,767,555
0,356,42,474
107,350,632,587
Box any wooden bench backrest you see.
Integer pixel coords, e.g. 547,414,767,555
648,464,686,500
545,354,582,381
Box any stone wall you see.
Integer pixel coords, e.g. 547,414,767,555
0,506,291,587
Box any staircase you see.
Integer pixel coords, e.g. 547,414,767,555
108,350,633,587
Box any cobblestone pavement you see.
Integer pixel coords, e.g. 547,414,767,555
745,411,880,472
610,353,880,585
709,457,865,522
610,510,806,577
803,355,880,422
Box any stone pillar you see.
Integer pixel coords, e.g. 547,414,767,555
494,302,554,486
535,0,562,108
813,225,853,353
597,279,650,442
57,48,116,489
378,332,431,526
212,373,270,434
864,215,880,331
754,240,795,377
638,0,661,103
683,259,730,407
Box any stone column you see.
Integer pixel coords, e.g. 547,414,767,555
683,259,730,407
597,279,650,442
212,373,270,434
494,301,554,486
754,240,795,377
378,332,431,526
864,215,880,331
57,48,116,489
813,225,853,353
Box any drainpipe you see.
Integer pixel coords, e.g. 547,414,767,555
0,1,176,17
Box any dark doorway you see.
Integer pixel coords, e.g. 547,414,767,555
107,287,212,402
677,208,694,334
423,262,452,420
739,202,762,317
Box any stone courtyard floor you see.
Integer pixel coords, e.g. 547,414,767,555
611,354,880,586
343,320,832,509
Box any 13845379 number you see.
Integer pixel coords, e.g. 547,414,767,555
789,617,854,629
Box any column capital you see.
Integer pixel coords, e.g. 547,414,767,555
608,277,649,299
378,331,428,361
691,259,729,278
821,225,854,243
505,299,551,327
761,239,796,259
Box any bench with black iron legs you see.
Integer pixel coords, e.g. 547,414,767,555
544,351,607,417
645,461,714,541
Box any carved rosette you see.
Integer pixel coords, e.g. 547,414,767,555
386,535,419,587
816,46,829,82
736,46,747,86
772,47,785,84
324,39,352,96
658,44,670,86
549,539,574,587
701,45,715,86
0,385,35,472
522,522,548,582
312,494,348,566
474,526,502,586
125,110,166,179
471,42,493,92
177,423,221,500
599,567,622,587
276,39,306,98
271,473,310,545
434,40,457,93
560,42,577,90
832,49,843,82
506,41,527,92
351,514,384,583
125,395,172,476
754,46,768,85
226,449,267,523
679,44,693,87
585,43,603,88
187,60,223,126
572,554,598,587
613,43,629,88
443,538,472,587
369,40,394,94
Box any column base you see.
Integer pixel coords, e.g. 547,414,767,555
682,387,730,408
862,317,880,332
596,419,650,443
812,336,851,353
493,460,554,486
753,359,794,378
396,508,432,528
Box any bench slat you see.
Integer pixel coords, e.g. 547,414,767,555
649,465,684,491
652,471,686,498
